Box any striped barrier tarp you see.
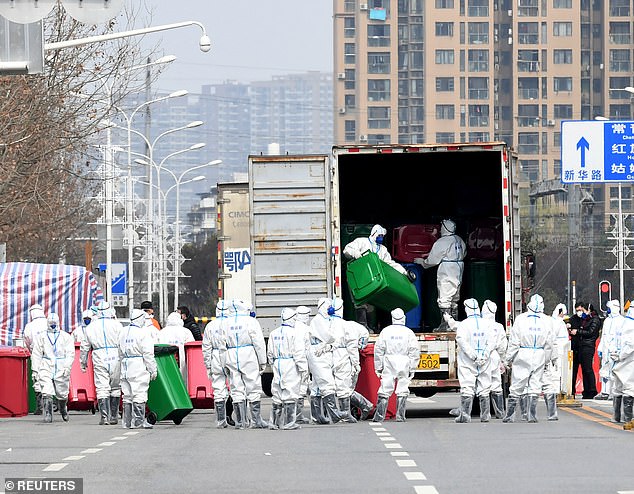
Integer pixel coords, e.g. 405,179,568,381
0,263,104,346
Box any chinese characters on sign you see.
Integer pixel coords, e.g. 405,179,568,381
224,249,251,273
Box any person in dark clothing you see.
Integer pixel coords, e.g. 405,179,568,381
568,302,600,399
176,306,202,341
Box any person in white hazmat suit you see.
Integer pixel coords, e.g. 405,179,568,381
23,304,49,415
454,299,496,423
610,305,634,424
118,309,157,429
294,306,312,424
31,313,74,423
267,308,308,430
203,299,233,428
307,298,344,424
144,312,160,343
80,301,123,426
346,316,375,420
73,309,93,345
158,311,194,378
481,300,508,419
597,300,625,401
343,224,409,331
415,219,466,331
503,294,554,423
373,308,419,422
222,299,268,429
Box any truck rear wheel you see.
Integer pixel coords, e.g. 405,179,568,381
413,389,436,398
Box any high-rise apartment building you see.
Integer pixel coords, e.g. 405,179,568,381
333,0,633,234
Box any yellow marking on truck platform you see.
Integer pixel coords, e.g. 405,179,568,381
560,407,624,431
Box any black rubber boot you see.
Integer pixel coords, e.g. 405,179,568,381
34,391,43,415
43,395,53,423
226,397,235,426
98,398,110,425
613,395,623,423
109,396,120,425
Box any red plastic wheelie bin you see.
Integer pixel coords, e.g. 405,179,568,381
355,343,397,419
0,346,30,417
68,343,97,413
184,341,214,408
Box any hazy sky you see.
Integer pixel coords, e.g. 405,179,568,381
141,1,334,93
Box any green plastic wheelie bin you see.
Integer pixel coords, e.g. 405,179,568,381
146,345,193,425
346,252,419,313
341,223,375,322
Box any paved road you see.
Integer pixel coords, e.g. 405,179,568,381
1,395,633,494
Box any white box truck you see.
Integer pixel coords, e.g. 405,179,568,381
248,143,524,397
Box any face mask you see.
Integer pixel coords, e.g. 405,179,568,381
50,324,57,330
375,235,384,244
607,308,612,315
581,312,588,319
576,310,583,317
83,318,92,325
250,311,256,318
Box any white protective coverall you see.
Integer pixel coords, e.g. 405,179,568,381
202,300,230,403
611,306,634,423
23,304,48,397
343,224,407,275
598,300,625,398
222,299,268,428
144,314,160,343
158,311,194,378
118,309,157,429
544,303,570,395
503,294,554,423
481,300,508,419
294,305,312,423
73,310,93,344
373,308,419,422
31,313,74,400
80,301,122,400
415,219,466,316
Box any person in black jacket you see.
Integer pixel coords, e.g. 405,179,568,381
568,302,600,399
177,306,202,341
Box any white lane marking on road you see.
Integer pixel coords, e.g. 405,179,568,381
43,463,68,472
372,427,387,431
123,431,139,435
391,452,410,457
414,486,439,494
385,443,402,449
62,456,85,461
407,397,436,404
98,442,116,446
617,491,634,493
376,432,391,436
380,437,396,441
404,472,427,481
110,436,128,441
370,422,383,426
396,459,417,467
81,448,102,454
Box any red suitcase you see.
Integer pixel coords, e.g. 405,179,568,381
185,341,214,409
392,224,440,263
68,343,97,413
466,219,502,260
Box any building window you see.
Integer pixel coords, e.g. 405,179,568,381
344,120,355,142
518,133,539,154
344,43,355,64
517,50,539,72
554,104,573,119
553,49,572,64
344,69,355,90
554,159,561,176
435,22,454,37
468,77,489,99
609,22,631,45
553,22,572,36
435,49,455,64
468,22,488,44
344,0,355,12
610,49,631,72
517,104,540,127
468,132,490,142
609,104,632,119
436,132,456,143
518,77,539,99
367,134,389,145
609,0,630,16
468,49,488,71
436,104,456,119
609,77,631,98
520,159,539,181
467,0,488,16
553,132,561,148
344,94,356,109
468,104,489,126
368,107,391,129
368,53,390,73
436,0,454,7
368,25,390,47
518,0,538,16
518,22,538,44
368,79,391,101
553,0,572,7
436,77,455,92
344,17,355,38
554,77,573,92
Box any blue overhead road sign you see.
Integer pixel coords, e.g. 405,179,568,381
561,120,634,183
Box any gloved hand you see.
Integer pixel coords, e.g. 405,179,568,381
223,366,231,377
406,270,417,283
475,358,486,367
408,370,415,379
315,343,332,357
150,371,157,381
61,368,71,378
80,365,87,373
259,364,266,375
499,362,507,373
31,372,38,382
413,257,425,266
375,369,382,379
352,363,361,376
610,352,620,362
